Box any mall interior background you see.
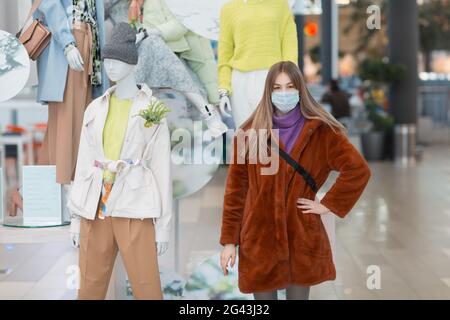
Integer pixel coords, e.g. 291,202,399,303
0,0,449,299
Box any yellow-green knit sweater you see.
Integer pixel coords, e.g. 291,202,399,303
218,0,298,93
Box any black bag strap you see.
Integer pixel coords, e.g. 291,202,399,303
271,140,318,193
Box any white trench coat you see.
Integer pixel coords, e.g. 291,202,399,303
68,84,172,242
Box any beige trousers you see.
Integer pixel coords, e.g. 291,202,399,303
78,217,163,300
38,22,93,184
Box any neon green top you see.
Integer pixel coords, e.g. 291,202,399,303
102,94,133,183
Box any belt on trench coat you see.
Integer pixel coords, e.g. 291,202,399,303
93,159,143,173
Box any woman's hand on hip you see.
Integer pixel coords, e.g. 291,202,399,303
297,198,331,215
220,244,236,276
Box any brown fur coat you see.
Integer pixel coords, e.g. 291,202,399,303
220,119,371,293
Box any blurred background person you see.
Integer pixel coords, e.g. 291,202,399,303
321,79,351,121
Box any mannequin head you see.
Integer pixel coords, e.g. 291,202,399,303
104,58,135,83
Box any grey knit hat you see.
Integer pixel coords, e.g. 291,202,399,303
102,23,138,65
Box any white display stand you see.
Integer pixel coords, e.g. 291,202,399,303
22,166,62,226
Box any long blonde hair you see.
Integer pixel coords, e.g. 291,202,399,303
239,61,347,157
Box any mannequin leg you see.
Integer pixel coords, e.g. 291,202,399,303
253,290,278,300
184,92,228,138
36,94,57,166
185,59,220,105
230,69,269,128
285,284,310,300
78,217,118,300
62,183,71,223
114,218,163,300
184,91,210,116
230,70,253,128
248,70,269,110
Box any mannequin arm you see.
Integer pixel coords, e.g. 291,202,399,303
142,0,189,42
281,3,298,64
148,119,172,243
217,7,234,94
67,107,96,215
36,0,75,49
155,19,189,42
67,108,97,247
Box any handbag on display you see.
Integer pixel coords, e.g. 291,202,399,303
16,0,51,61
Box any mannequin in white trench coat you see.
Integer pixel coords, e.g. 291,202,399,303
67,33,172,299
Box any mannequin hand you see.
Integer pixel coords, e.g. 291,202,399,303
220,244,236,276
70,215,81,248
10,187,23,217
135,30,147,45
219,95,232,118
156,242,168,256
297,198,331,215
65,45,84,72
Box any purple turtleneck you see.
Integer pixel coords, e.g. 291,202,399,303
272,105,305,154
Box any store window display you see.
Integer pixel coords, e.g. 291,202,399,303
219,61,371,300
125,0,229,138
218,0,298,128
68,23,171,300
37,0,109,182
10,0,109,218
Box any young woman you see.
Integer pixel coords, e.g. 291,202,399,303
219,61,371,300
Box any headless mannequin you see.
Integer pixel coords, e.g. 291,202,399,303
70,58,169,256
217,0,258,125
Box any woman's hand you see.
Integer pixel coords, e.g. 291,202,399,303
297,198,331,215
220,244,236,276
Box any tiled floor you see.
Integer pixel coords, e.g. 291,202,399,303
1,144,450,299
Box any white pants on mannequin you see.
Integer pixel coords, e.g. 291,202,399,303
230,69,269,128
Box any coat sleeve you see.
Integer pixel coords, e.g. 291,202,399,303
217,6,234,94
156,19,189,42
148,119,172,243
155,5,189,42
36,0,75,49
220,137,249,246
320,128,371,219
281,1,298,65
67,102,96,212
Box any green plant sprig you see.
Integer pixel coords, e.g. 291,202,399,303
135,97,171,128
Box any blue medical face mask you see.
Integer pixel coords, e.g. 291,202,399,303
271,90,300,113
